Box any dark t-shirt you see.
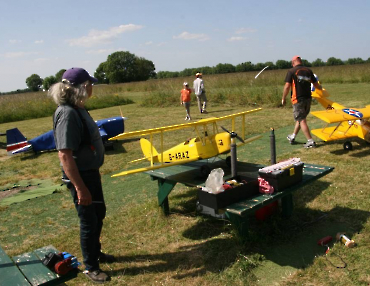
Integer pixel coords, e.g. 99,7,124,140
53,105,104,171
285,64,317,103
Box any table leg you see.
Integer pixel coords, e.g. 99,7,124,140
281,194,294,217
157,179,177,215
225,212,249,241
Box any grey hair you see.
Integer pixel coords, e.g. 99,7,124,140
48,79,90,106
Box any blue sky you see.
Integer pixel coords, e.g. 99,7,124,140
1,0,369,92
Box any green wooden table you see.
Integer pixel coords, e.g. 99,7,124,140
0,245,77,286
146,158,334,237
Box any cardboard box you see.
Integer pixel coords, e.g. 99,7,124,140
258,159,303,192
197,178,258,211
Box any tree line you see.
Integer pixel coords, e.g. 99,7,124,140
156,57,370,78
1,53,369,95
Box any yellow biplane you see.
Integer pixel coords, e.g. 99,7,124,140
311,88,370,150
109,108,262,177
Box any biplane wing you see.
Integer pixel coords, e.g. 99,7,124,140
310,80,370,149
109,108,262,140
112,157,200,177
311,107,370,142
111,108,262,177
311,122,360,142
311,107,370,123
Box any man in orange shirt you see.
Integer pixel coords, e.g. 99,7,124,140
180,82,192,120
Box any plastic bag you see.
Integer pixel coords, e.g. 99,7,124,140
203,168,224,194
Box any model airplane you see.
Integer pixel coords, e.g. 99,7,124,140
310,87,370,150
6,116,127,155
109,108,262,177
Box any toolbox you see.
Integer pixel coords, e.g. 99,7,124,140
197,176,259,211
258,158,303,192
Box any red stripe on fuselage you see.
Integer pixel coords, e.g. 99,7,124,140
6,141,29,152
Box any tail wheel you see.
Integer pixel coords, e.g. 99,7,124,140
343,141,353,151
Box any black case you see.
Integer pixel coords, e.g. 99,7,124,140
258,161,304,192
197,177,259,211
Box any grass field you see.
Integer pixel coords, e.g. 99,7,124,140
1,67,370,285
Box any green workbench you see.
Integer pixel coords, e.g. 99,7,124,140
0,245,77,286
146,158,334,237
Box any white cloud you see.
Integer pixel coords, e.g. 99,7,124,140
67,24,144,47
173,32,210,41
145,41,153,45
227,36,246,42
9,39,21,44
3,51,37,58
34,58,49,63
86,49,114,54
34,40,44,44
235,27,257,34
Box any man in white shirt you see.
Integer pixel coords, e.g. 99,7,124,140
193,72,208,114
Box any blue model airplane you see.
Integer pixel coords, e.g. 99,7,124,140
6,116,127,155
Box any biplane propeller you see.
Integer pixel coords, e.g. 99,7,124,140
311,87,370,150
110,108,262,177
220,126,244,143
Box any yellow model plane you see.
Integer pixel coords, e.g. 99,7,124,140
311,88,370,150
109,108,262,177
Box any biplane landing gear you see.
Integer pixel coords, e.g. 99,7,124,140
104,141,114,151
200,165,211,177
343,141,353,151
225,156,231,168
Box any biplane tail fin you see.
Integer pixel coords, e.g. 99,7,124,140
311,88,345,110
6,128,31,155
140,138,160,163
311,88,330,99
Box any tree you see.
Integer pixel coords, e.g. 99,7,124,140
55,69,66,82
345,57,364,65
312,58,326,67
43,76,57,90
264,61,275,70
26,74,43,91
135,57,156,80
179,68,195,77
103,51,156,84
236,61,254,72
254,62,267,72
326,57,344,66
275,60,291,69
94,62,109,84
198,66,214,75
301,59,311,67
214,63,235,74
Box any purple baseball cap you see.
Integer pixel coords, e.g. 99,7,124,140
62,67,98,85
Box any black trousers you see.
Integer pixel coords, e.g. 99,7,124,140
67,169,106,271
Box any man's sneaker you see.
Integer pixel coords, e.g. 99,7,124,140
185,116,189,120
303,141,316,148
287,134,295,144
84,269,110,283
99,253,116,263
